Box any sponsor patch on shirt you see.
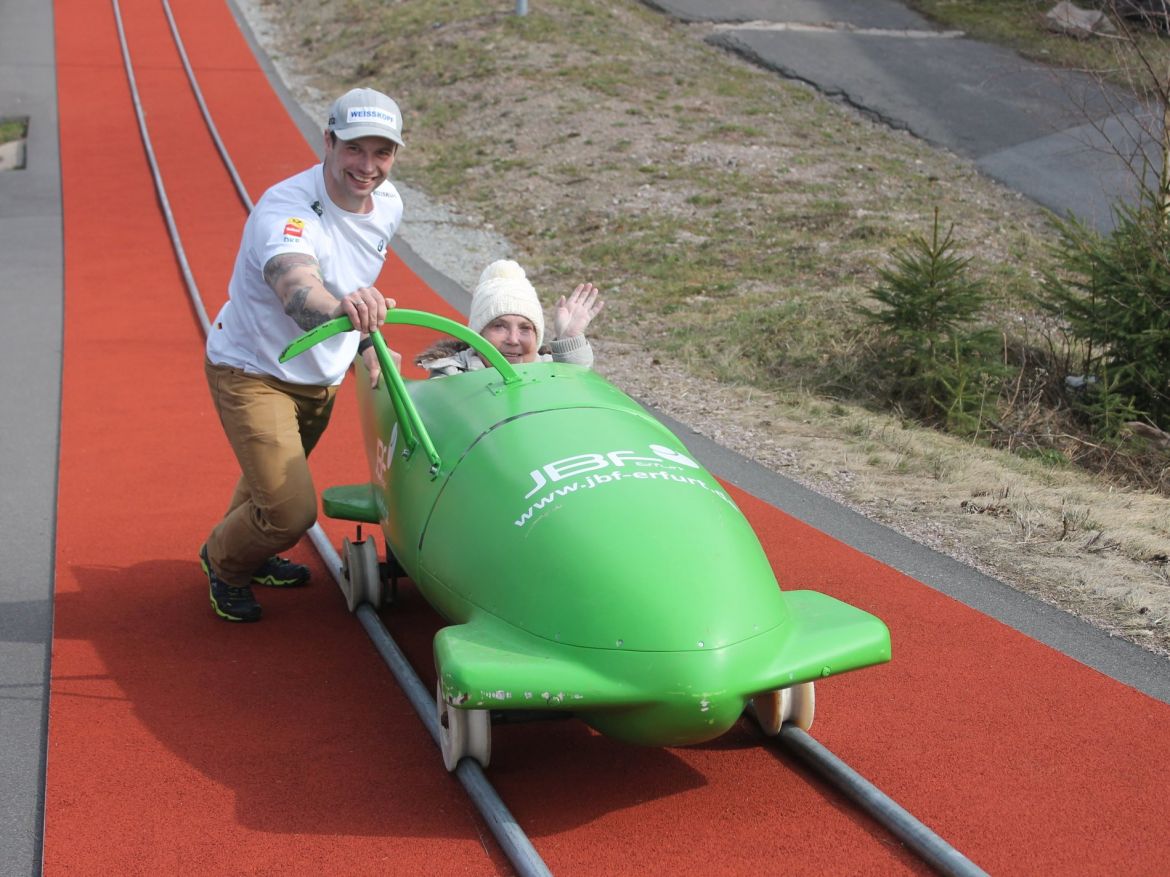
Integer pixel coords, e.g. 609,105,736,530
283,217,306,238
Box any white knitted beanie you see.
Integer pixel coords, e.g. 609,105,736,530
468,260,545,348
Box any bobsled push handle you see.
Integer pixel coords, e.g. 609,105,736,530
278,310,523,475
375,312,523,475
384,310,522,385
277,315,441,472
276,311,522,385
369,327,440,472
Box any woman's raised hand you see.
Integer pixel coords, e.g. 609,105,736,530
553,283,605,339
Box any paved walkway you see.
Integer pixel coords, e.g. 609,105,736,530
0,0,60,872
644,0,1152,232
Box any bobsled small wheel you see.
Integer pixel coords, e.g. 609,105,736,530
365,543,385,609
341,535,380,612
749,681,816,735
436,681,491,772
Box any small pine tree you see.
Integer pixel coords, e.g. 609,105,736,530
1040,197,1170,435
857,209,999,430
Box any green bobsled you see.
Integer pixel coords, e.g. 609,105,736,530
282,311,890,759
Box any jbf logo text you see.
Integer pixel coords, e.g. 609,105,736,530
374,424,398,484
524,444,699,499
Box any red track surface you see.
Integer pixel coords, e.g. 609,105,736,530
47,1,1170,874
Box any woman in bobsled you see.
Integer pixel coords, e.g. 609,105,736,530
414,260,604,375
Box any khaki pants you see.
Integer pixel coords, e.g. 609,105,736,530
204,360,337,586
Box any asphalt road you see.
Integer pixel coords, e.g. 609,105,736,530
644,0,1152,232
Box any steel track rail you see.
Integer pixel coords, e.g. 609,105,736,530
119,3,987,875
307,529,553,877
111,0,210,336
114,3,553,874
776,727,988,877
160,0,254,212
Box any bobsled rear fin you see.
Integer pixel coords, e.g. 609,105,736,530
769,590,892,683
322,483,381,524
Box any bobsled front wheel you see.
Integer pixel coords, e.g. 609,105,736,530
749,682,815,734
341,535,382,612
436,682,491,771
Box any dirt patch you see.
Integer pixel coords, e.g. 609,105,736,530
234,0,1170,658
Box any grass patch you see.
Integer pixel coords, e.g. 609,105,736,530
0,117,27,145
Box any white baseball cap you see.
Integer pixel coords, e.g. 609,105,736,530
327,88,405,146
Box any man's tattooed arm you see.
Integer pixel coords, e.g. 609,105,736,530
263,253,337,331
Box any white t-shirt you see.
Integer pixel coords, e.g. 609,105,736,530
206,164,403,385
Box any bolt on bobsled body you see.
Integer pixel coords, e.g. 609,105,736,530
282,312,890,761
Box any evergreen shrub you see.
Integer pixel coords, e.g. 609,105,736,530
1040,198,1170,435
857,210,1004,434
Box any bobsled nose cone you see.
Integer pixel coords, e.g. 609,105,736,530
583,696,749,748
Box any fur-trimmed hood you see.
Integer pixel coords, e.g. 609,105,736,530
414,337,473,368
414,333,594,377
414,337,554,368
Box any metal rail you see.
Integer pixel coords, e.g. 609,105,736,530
161,0,254,212
777,726,989,877
111,0,210,336
114,3,553,874
308,530,552,877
